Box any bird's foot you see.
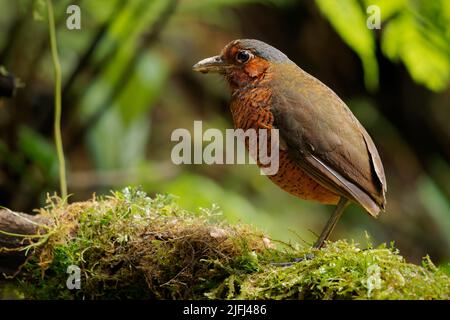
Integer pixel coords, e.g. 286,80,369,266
270,253,315,267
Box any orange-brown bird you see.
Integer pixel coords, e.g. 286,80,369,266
193,39,387,249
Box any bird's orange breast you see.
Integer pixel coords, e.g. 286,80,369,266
230,87,340,205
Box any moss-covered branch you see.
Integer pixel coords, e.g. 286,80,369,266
0,189,448,299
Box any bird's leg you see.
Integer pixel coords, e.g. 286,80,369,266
313,197,350,249
272,197,349,267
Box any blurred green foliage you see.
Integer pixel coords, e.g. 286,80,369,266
316,0,379,90
18,126,58,182
318,0,450,91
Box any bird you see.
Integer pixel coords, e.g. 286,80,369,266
193,39,387,249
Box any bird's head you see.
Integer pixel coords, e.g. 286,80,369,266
193,39,290,90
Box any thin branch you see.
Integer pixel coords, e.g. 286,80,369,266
46,0,67,199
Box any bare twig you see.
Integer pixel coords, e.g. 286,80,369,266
46,0,67,199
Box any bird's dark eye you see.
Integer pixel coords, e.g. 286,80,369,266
236,50,252,64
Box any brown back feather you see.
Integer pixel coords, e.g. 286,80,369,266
270,63,387,216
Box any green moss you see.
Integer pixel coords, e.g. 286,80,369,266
235,241,449,299
5,188,450,300
13,188,268,299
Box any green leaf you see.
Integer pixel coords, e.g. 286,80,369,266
18,126,59,180
117,52,169,125
316,0,379,90
381,10,450,91
362,0,407,22
32,0,46,21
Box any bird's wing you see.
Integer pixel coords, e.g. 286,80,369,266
271,65,386,216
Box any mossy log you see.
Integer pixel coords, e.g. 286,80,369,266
0,189,448,300
0,209,49,275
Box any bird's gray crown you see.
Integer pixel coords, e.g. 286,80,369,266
235,39,290,63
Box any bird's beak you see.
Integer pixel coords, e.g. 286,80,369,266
192,55,229,73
